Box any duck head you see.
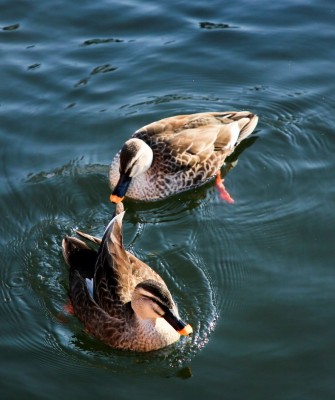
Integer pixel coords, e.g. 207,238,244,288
131,279,193,336
110,138,153,204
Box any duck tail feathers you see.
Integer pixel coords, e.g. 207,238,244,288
103,204,125,247
237,113,259,143
62,236,97,279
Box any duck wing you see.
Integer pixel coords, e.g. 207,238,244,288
62,236,98,315
62,236,97,280
93,203,164,314
134,111,257,172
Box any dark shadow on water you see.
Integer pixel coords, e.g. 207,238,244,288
82,38,124,46
226,135,259,164
199,21,239,29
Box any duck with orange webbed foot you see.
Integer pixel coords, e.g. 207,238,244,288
109,111,258,203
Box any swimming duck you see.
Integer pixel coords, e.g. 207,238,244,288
62,202,192,352
109,111,258,203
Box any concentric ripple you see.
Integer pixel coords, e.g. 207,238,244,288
2,80,333,377
0,156,224,376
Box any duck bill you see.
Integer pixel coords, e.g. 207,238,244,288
110,173,132,204
163,309,193,336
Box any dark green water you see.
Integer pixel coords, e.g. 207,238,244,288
1,0,335,399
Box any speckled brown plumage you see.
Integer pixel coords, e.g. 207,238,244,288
62,203,191,352
109,111,258,201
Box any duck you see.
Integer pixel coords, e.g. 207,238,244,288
62,202,192,352
109,111,258,203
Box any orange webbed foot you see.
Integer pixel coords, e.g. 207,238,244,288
215,172,234,204
63,300,75,315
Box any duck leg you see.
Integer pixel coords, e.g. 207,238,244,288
63,300,75,315
215,171,234,203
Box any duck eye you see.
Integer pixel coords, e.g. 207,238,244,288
141,294,166,316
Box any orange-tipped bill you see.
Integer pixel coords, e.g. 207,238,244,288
110,173,132,204
178,324,193,336
163,308,193,336
110,194,124,204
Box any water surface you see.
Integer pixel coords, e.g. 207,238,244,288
1,0,335,399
